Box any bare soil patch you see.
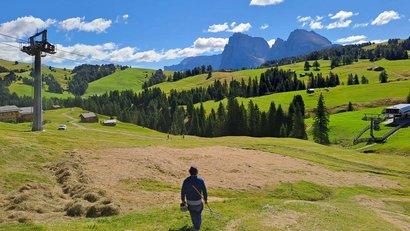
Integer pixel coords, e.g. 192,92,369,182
355,195,410,230
83,146,399,211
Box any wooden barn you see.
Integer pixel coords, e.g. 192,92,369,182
0,105,20,122
79,112,99,123
18,107,33,122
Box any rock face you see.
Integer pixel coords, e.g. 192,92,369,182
164,54,221,71
267,29,335,60
165,29,336,71
219,33,270,70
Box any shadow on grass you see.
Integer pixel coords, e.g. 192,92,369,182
169,225,194,231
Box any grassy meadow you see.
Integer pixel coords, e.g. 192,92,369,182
0,108,409,230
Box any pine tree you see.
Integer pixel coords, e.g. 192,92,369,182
353,74,359,85
289,105,307,140
313,60,320,71
304,61,310,71
379,70,388,83
216,102,226,136
313,93,330,144
407,91,410,103
347,101,354,111
267,102,277,137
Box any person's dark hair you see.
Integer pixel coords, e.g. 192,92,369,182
189,166,198,175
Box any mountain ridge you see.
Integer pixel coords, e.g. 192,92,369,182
165,29,336,71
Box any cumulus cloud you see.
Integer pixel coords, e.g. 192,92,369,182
297,16,323,30
336,35,367,43
353,23,369,28
267,39,276,47
207,23,229,33
260,24,269,30
250,0,284,6
59,17,112,33
371,10,401,25
207,22,251,33
0,16,55,41
326,11,356,29
0,37,229,64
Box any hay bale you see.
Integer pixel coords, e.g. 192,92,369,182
66,202,84,217
85,205,98,218
99,204,120,216
83,193,99,203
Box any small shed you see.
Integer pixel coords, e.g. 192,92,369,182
306,88,315,94
102,119,117,126
19,107,33,122
79,112,98,123
373,66,384,71
0,105,20,122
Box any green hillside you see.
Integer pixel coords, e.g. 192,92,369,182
155,59,410,93
84,68,173,97
197,80,409,116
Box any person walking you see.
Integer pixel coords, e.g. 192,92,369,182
181,165,208,231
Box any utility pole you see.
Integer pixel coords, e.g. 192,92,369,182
21,30,56,131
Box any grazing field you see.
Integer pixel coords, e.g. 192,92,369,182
84,68,161,97
155,59,410,94
196,80,410,116
0,108,409,230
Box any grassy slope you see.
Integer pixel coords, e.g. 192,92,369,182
155,59,410,93
305,107,410,154
85,68,173,97
84,68,152,97
0,108,409,230
197,80,410,115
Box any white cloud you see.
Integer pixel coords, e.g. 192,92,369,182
227,22,252,32
122,14,129,21
0,16,55,41
0,36,229,64
353,23,369,28
336,35,367,43
207,23,229,33
310,20,324,30
59,17,112,33
250,0,284,6
267,39,276,47
260,24,269,30
297,16,312,27
371,10,401,26
326,20,352,29
330,11,354,21
326,10,356,29
207,22,251,33
297,15,323,30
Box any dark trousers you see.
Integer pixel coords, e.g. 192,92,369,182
188,203,203,230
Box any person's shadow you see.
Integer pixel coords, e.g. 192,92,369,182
168,225,194,231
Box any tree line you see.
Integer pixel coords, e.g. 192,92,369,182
262,37,410,69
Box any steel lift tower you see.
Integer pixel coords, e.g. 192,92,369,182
21,30,56,131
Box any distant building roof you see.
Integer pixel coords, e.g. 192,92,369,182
19,107,33,115
103,119,117,124
386,104,410,113
80,112,97,118
0,105,20,113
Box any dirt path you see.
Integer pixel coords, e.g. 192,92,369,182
83,146,400,212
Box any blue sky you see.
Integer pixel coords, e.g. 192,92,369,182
0,0,409,69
